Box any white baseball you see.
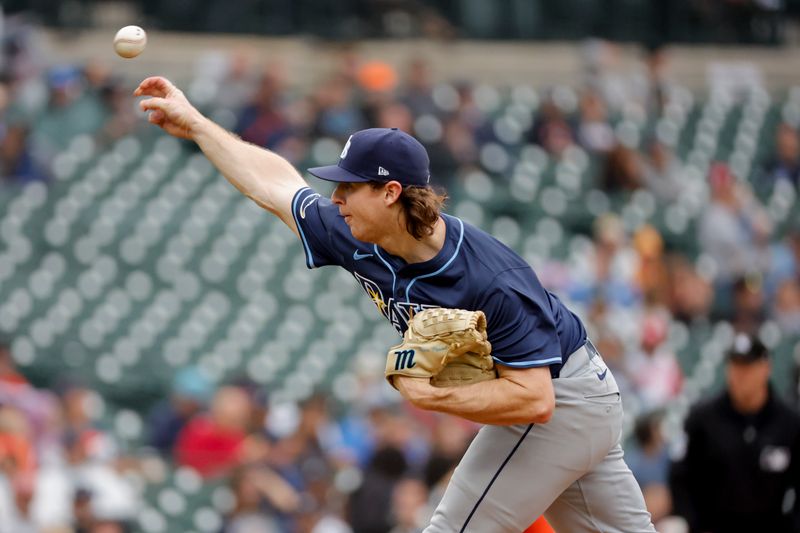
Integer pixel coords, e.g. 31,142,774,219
113,25,147,59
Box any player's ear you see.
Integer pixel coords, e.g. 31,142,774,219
383,180,403,205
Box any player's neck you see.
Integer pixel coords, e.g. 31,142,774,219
378,217,446,264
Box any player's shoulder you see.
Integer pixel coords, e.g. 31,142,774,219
446,214,529,273
293,186,327,212
293,186,346,226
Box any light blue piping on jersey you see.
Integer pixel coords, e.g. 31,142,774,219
494,355,562,367
404,217,464,303
292,188,317,269
372,244,397,295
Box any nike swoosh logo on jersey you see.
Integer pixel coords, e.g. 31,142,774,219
596,368,608,381
353,250,374,261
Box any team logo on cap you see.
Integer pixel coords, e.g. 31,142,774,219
340,136,353,159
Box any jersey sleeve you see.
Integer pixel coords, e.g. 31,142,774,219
291,187,356,269
476,268,563,368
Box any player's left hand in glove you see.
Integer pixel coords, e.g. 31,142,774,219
385,308,496,389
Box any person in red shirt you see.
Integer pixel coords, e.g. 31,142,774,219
174,385,252,478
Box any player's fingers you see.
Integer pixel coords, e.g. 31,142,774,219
133,77,163,97
148,110,166,125
139,96,169,113
133,76,175,98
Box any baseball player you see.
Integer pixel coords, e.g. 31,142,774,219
136,76,656,532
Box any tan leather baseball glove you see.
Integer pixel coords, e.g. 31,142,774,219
385,308,497,389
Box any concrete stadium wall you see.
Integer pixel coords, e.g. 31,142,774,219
39,27,800,93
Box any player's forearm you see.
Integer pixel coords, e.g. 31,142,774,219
412,377,554,425
192,116,306,227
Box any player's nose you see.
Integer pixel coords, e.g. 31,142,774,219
331,185,345,205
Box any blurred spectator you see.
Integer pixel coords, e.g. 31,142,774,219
791,354,800,412
357,61,398,123
346,446,407,533
82,59,113,98
729,274,767,335
217,50,259,113
576,88,615,154
670,333,800,533
0,406,36,478
626,313,683,410
664,254,714,325
235,69,290,149
765,222,800,297
399,58,436,117
146,366,213,455
633,224,670,306
452,82,485,135
222,466,293,533
426,115,479,187
98,78,139,144
698,162,772,286
528,95,575,158
389,477,429,533
56,379,117,463
759,122,800,192
174,385,252,477
771,278,800,335
228,376,270,436
638,45,672,116
72,487,94,533
311,74,366,140
626,411,672,525
0,342,26,386
0,124,43,184
641,137,681,202
0,79,45,184
0,346,60,458
600,143,643,192
294,493,352,533
0,405,36,533
374,101,414,133
30,65,107,168
567,214,640,310
294,393,353,470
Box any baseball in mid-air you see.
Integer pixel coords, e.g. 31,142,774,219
113,25,147,58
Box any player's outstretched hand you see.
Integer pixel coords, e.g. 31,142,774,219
134,76,204,140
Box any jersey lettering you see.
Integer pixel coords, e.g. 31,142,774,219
353,271,437,334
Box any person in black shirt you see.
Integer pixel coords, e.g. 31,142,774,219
669,333,800,533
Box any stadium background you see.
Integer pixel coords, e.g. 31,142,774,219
1,1,800,532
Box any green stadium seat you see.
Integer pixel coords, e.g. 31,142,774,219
510,84,539,111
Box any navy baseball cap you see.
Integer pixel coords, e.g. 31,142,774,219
308,128,431,187
727,333,768,363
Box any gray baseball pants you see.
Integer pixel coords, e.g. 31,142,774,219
424,341,656,533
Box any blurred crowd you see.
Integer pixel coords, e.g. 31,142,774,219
1,17,800,533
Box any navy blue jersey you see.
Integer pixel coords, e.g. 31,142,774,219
292,187,587,375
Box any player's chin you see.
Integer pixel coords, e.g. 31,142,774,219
347,223,369,242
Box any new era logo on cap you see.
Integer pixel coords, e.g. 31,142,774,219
307,128,430,187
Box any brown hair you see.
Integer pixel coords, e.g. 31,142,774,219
370,182,447,240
